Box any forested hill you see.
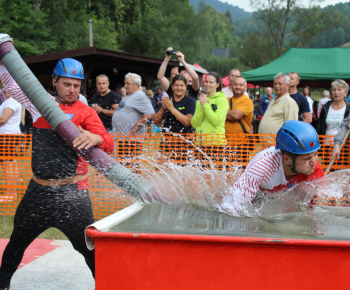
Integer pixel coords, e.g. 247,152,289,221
190,0,252,19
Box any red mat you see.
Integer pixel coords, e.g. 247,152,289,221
0,239,60,269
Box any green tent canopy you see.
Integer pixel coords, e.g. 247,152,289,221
242,48,350,87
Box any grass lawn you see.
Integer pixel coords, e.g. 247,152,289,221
0,215,68,240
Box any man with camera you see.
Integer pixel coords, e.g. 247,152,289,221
90,74,121,131
157,47,199,99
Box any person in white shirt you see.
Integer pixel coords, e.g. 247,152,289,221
0,88,22,202
220,121,325,216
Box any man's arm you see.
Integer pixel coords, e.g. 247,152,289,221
226,109,245,122
302,112,311,124
95,104,118,117
331,114,350,160
79,108,114,154
227,97,254,122
130,113,154,135
300,96,312,123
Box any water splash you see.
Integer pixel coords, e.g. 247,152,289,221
116,135,350,221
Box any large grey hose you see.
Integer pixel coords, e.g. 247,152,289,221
0,34,154,200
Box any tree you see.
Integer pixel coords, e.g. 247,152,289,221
119,0,205,62
0,0,50,56
249,0,345,56
329,28,346,47
238,32,276,69
290,6,345,48
249,0,296,57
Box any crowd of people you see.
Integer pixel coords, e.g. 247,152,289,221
0,43,349,289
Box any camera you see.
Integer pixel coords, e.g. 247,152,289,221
166,50,178,56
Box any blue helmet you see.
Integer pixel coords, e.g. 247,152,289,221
52,58,84,80
276,120,320,154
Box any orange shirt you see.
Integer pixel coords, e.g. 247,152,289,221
225,95,254,134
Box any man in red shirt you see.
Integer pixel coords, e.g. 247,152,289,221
0,58,114,289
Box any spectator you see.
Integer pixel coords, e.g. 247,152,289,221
317,90,331,118
254,91,260,101
253,100,262,121
288,72,311,123
258,73,298,135
145,89,156,133
220,121,324,216
317,79,350,142
259,87,275,116
347,94,350,102
0,88,21,202
153,87,169,112
222,68,240,98
114,86,122,98
191,72,229,170
153,74,196,133
145,89,154,102
303,86,314,123
157,47,199,99
222,68,249,98
112,73,155,173
90,74,121,131
120,86,127,100
0,58,114,288
191,72,228,146
225,76,254,135
112,73,154,136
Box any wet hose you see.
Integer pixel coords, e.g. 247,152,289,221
0,34,154,201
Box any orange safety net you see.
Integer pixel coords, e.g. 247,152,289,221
0,133,349,219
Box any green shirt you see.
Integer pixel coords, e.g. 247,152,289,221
191,91,229,146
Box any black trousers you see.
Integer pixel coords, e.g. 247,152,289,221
0,179,95,287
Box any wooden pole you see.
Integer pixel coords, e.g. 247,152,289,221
325,128,350,175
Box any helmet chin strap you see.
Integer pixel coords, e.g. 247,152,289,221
289,154,298,174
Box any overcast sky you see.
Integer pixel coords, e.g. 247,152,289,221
221,0,349,12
